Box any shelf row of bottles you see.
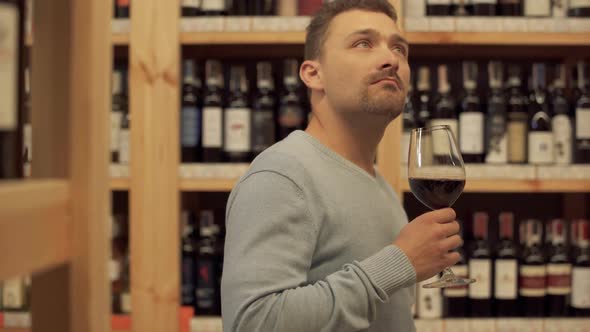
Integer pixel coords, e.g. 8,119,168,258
417,0,590,17
402,60,590,166
416,214,590,319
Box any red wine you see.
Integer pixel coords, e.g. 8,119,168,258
408,178,465,210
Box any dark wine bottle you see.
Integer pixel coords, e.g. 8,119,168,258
115,0,130,18
443,226,468,317
571,219,590,316
551,64,573,165
402,83,416,165
469,212,493,317
195,210,220,316
498,0,522,15
111,69,125,163
181,0,201,16
430,65,458,142
485,61,508,164
118,68,130,165
494,212,519,317
298,0,323,15
507,65,528,164
546,219,572,317
0,0,24,179
251,0,277,15
426,0,452,16
416,66,432,128
181,59,202,163
251,62,276,157
278,59,305,140
181,211,197,306
568,0,590,17
459,61,485,163
472,0,497,15
224,66,252,163
574,61,590,164
230,0,249,15
528,63,554,165
519,219,546,317
202,60,224,163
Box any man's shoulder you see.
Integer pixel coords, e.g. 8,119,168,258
243,142,308,184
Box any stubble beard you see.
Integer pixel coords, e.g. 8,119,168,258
359,85,405,121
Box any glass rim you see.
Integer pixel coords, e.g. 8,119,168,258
411,125,451,133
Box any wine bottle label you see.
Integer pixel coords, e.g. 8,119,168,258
571,267,590,308
196,260,216,309
251,110,275,153
469,259,492,299
494,259,518,300
202,106,223,148
109,260,122,281
524,0,551,16
181,106,200,148
118,129,130,164
519,265,547,297
570,0,590,9
547,263,572,295
182,0,201,8
486,113,508,163
279,105,304,129
121,292,131,313
110,112,123,152
401,131,411,164
429,119,459,156
427,0,452,4
224,107,251,153
459,112,484,154
0,3,19,131
201,0,225,11
528,132,554,164
2,277,24,308
576,108,590,139
508,120,527,162
552,114,573,164
418,275,442,318
444,265,468,297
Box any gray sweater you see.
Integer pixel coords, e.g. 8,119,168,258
221,130,417,332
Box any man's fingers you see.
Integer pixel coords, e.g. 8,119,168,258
440,234,463,252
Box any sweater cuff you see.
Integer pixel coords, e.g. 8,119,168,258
358,245,416,295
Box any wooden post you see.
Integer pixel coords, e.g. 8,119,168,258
30,0,111,330
129,0,181,330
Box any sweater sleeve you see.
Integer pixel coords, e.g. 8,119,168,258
221,171,416,332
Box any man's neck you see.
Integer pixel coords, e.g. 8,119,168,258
305,102,390,177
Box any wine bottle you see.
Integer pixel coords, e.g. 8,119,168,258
181,59,202,163
298,0,323,15
459,61,485,163
230,0,249,15
202,60,224,163
485,61,508,164
469,212,493,317
494,212,519,317
430,64,458,142
528,63,554,165
200,0,227,15
426,0,452,16
546,219,572,317
551,64,573,165
120,253,131,314
443,226,469,317
519,219,546,317
507,65,528,164
181,0,201,16
574,62,590,164
278,59,305,140
224,66,252,163
118,69,130,165
571,219,590,316
115,0,130,18
111,69,125,163
452,0,471,16
402,83,416,165
251,0,277,15
22,67,30,177
524,0,551,16
416,66,432,129
0,0,24,179
498,0,522,16
181,211,197,306
251,62,276,157
418,275,443,318
568,0,590,17
195,210,220,316
472,0,497,16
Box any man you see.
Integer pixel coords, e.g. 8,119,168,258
221,1,462,331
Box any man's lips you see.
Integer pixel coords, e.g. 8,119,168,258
373,78,401,89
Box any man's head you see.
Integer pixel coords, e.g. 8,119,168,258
300,0,410,121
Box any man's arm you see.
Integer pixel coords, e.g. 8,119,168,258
221,171,416,332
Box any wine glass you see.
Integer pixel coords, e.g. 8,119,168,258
408,125,475,288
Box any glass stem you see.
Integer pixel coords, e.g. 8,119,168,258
441,267,456,280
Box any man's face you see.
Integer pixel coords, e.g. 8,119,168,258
318,9,410,120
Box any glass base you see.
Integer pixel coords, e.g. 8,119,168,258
422,274,476,289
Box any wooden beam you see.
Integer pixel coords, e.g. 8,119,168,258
130,0,180,330
0,181,71,280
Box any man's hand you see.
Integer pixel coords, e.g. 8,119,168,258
394,208,462,282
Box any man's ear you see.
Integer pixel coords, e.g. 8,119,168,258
300,60,323,92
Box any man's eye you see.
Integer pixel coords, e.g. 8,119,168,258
392,45,407,55
354,40,371,48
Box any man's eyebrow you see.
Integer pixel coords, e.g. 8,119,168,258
346,28,409,47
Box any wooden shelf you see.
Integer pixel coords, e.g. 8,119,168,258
180,31,305,44
112,33,130,45
180,178,238,192
405,31,590,46
110,178,130,190
401,179,590,193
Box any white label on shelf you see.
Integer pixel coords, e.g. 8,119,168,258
444,265,468,297
429,119,459,156
118,129,130,164
2,277,25,308
576,108,590,139
571,267,590,308
553,114,573,164
111,112,122,152
468,319,495,332
469,259,492,299
418,275,442,319
502,18,529,32
3,312,31,328
429,17,456,32
121,292,132,313
494,259,518,300
401,131,410,164
224,107,251,153
201,0,225,11
0,3,19,130
225,17,252,32
460,112,484,154
202,106,223,148
570,0,590,9
182,0,200,7
405,17,430,32
495,318,523,332
547,263,572,295
528,131,554,164
444,319,469,332
524,0,552,16
109,259,121,281
519,265,547,297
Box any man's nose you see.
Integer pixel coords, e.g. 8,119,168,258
379,46,400,71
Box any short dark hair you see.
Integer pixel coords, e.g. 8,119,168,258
304,0,398,61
